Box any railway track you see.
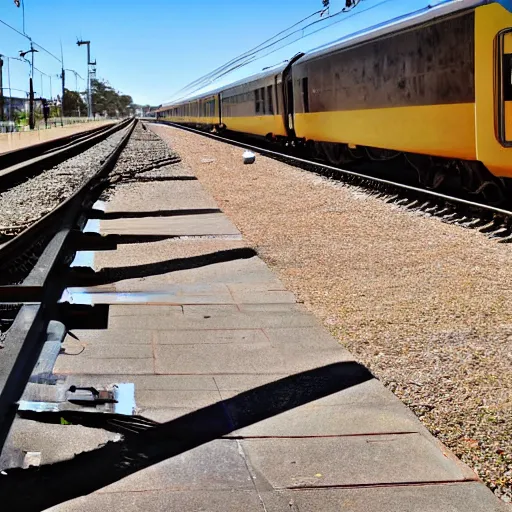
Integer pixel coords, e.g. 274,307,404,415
0,122,116,173
0,119,133,273
0,118,136,450
161,122,512,243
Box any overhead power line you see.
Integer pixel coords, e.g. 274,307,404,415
173,8,326,100
0,16,62,63
169,0,386,103
33,42,62,63
0,16,27,39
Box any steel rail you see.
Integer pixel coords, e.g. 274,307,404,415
0,118,132,191
0,119,137,450
160,121,512,221
0,122,117,171
0,118,133,270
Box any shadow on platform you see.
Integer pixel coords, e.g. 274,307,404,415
0,362,373,511
89,208,222,220
68,248,256,287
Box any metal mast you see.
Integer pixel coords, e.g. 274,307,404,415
77,40,95,118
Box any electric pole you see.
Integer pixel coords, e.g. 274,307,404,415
0,56,4,122
60,42,64,126
77,40,95,118
20,43,38,129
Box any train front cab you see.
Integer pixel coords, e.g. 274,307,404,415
475,1,512,182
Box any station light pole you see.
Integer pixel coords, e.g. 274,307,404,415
19,43,38,129
0,56,4,122
76,40,95,118
59,43,64,126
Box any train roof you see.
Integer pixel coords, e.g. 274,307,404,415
160,62,289,109
159,0,511,111
298,0,510,65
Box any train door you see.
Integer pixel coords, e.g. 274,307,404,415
281,53,304,139
217,93,222,126
285,75,295,134
498,29,512,146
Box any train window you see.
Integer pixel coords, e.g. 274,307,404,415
255,89,260,113
504,54,512,101
302,77,310,113
261,87,266,114
267,85,274,115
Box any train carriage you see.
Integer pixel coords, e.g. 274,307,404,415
158,92,220,129
291,0,512,200
220,60,299,140
158,0,512,203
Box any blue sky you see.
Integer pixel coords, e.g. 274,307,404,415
0,0,449,106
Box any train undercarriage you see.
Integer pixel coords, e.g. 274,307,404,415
164,119,512,208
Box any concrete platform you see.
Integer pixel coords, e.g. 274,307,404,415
5,158,507,511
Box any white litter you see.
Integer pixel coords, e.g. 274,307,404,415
243,151,256,164
23,451,41,469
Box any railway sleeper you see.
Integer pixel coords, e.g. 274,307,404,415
479,220,503,233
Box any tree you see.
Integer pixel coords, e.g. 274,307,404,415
63,88,87,117
91,78,135,117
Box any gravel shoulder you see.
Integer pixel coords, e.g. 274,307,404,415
150,123,512,503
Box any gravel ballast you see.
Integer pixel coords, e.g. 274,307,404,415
0,126,129,239
108,122,181,184
150,123,512,502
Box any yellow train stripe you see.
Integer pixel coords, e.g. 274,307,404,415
294,103,476,160
222,115,287,137
161,116,218,125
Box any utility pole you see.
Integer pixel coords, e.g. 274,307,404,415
60,42,64,126
20,43,38,129
0,56,4,122
77,40,95,118
60,68,65,121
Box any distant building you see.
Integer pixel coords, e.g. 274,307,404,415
135,105,158,118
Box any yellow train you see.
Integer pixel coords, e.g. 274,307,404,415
157,1,512,203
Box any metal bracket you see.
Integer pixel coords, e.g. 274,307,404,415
66,386,118,407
